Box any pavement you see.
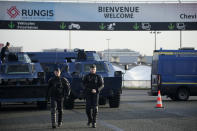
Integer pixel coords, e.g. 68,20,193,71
0,89,197,131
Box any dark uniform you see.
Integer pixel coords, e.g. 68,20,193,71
83,72,104,128
0,45,9,63
46,76,70,128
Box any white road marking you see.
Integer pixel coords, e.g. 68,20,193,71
99,120,124,131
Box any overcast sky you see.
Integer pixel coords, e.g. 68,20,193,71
0,0,197,56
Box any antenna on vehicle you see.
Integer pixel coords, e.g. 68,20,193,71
55,48,58,64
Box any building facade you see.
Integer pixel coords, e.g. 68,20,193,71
100,49,140,64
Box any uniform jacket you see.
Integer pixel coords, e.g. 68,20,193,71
0,46,9,59
82,73,104,95
46,76,70,99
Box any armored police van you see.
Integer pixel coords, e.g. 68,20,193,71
27,49,122,109
150,48,197,101
0,53,47,109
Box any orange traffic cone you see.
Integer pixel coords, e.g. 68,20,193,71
155,90,164,108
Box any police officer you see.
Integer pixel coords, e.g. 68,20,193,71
46,68,70,129
0,42,10,63
82,64,104,128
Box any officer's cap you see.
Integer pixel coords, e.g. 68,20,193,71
90,64,96,69
54,67,61,72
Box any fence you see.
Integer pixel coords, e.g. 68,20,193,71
122,80,151,88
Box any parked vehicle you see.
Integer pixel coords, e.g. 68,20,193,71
0,52,47,109
149,48,197,101
27,49,122,109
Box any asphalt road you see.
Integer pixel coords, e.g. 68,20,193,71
0,89,197,131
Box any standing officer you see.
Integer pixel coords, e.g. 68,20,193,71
82,64,104,128
0,42,10,63
46,68,70,129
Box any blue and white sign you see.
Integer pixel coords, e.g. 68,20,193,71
0,1,196,30
0,1,197,22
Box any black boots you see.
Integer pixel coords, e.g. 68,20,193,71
51,108,57,129
87,121,92,126
52,123,56,129
92,123,96,128
58,110,63,127
58,122,62,127
87,121,96,128
86,107,93,127
92,106,98,128
86,106,98,128
52,122,62,129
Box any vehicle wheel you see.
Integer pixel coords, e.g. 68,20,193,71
23,102,28,105
176,88,189,101
39,78,44,84
99,97,106,105
37,101,48,110
32,79,38,85
64,98,74,110
109,94,120,108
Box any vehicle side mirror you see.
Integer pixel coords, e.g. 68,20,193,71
65,65,69,72
114,71,122,77
45,67,49,72
31,65,35,73
124,65,129,70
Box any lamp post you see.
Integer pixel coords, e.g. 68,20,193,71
180,30,182,48
106,39,110,62
69,30,71,50
150,31,161,50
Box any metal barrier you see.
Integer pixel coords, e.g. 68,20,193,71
122,80,151,88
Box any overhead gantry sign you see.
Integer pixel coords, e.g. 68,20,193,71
0,1,197,31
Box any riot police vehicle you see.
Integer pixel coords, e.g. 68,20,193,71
150,48,197,101
27,49,122,109
0,52,47,109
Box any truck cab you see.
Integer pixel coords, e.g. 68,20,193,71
0,52,44,85
0,52,47,109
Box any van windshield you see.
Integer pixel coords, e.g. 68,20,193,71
152,53,158,74
41,63,69,73
18,53,32,63
84,63,106,73
7,65,30,74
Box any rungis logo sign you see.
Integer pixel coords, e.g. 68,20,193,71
7,6,20,18
7,6,54,19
